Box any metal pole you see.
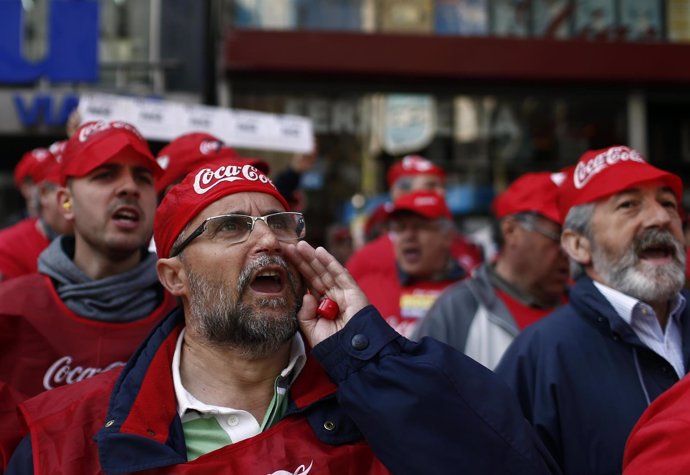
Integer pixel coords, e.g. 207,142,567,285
149,0,162,93
202,0,218,105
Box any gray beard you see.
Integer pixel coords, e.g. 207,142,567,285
592,228,686,304
186,255,303,359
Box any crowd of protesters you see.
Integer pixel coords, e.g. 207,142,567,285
0,117,688,475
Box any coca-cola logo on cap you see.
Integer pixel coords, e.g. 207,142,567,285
199,140,223,155
574,146,646,190
413,195,440,207
402,155,433,172
193,163,274,194
78,120,144,143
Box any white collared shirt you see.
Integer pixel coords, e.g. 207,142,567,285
172,328,307,444
594,281,686,379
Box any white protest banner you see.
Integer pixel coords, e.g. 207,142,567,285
78,93,314,153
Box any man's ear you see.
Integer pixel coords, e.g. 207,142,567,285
56,187,74,221
156,257,187,297
561,229,592,266
500,217,519,246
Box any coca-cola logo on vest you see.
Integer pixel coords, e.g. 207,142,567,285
193,163,274,195
43,355,126,390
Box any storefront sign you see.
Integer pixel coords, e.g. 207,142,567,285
79,93,314,153
13,92,79,127
0,0,99,84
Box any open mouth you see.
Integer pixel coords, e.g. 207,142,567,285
249,267,286,294
638,243,675,263
112,206,140,228
401,246,422,263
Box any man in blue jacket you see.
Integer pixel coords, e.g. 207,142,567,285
6,158,559,474
496,145,690,475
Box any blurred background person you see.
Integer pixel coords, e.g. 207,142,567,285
413,170,569,369
0,142,72,282
325,222,354,264
347,155,483,309
154,131,269,199
0,148,52,228
358,190,465,337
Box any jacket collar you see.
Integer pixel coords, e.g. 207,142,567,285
95,308,338,474
570,276,690,356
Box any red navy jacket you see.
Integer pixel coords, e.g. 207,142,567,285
7,306,560,475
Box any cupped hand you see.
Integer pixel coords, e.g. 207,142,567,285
283,240,369,347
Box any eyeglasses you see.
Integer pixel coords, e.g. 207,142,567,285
171,212,306,257
514,215,561,242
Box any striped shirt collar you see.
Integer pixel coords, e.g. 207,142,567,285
172,328,307,419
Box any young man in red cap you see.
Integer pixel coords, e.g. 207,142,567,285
360,190,466,338
347,155,483,320
0,120,177,400
6,158,559,474
413,171,570,369
0,142,73,282
496,146,690,475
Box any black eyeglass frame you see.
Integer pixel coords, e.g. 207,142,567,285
171,211,305,257
512,212,562,243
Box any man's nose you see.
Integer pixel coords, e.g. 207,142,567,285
642,199,673,229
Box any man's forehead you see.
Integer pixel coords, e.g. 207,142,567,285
194,191,286,220
391,211,431,222
93,150,156,171
606,181,676,199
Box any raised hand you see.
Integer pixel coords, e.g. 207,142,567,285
283,240,369,347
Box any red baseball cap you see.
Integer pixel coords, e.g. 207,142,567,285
14,148,53,186
39,140,68,185
388,190,452,220
493,171,566,224
155,132,270,195
60,120,161,185
386,155,446,189
154,159,289,258
557,145,683,220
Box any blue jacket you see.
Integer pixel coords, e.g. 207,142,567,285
495,276,690,475
7,305,559,474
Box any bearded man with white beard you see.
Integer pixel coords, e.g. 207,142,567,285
495,145,690,475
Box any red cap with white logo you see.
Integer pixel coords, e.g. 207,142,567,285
60,120,161,185
14,148,54,186
388,190,452,220
386,155,446,189
154,159,289,258
557,145,683,220
155,132,270,195
493,170,566,224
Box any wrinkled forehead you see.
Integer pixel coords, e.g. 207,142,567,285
600,179,678,203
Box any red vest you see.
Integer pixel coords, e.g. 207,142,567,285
0,274,177,397
0,218,49,281
19,329,391,475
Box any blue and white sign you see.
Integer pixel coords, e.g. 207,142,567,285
79,93,315,153
0,0,99,84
